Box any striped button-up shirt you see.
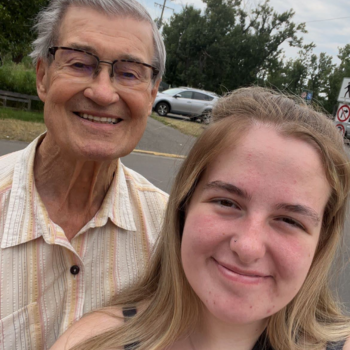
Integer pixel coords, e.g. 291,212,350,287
0,136,168,349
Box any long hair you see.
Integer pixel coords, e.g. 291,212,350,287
73,87,350,350
30,0,166,82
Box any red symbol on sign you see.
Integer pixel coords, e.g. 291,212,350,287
337,105,350,122
336,123,345,136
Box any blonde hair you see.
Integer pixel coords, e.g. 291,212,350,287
73,87,350,350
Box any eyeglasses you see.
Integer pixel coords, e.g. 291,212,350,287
48,46,159,91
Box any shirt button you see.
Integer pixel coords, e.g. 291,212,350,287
70,265,80,275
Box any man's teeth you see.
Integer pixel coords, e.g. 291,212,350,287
78,113,119,124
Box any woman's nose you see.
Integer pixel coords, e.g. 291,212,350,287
229,217,267,264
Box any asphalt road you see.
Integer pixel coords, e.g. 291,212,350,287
1,118,350,314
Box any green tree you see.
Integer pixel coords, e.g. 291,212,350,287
162,0,306,93
324,45,350,113
265,43,314,92
0,0,49,63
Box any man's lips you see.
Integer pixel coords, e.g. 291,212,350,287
74,112,123,125
213,258,271,282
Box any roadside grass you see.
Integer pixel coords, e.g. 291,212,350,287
0,108,204,142
0,107,44,123
0,108,46,142
150,113,205,137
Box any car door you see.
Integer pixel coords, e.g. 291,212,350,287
191,92,213,114
171,90,194,114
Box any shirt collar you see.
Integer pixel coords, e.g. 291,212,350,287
75,159,137,234
2,137,136,249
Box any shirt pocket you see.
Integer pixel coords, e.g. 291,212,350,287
0,302,43,350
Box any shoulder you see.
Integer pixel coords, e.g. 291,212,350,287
0,150,21,187
121,162,169,200
343,337,350,350
325,338,350,350
50,307,124,350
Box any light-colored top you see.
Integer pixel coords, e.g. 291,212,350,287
0,136,168,350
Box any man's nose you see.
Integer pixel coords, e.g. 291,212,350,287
229,216,267,264
83,66,119,106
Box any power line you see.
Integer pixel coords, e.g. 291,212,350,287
303,16,350,24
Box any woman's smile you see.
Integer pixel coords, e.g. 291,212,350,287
212,258,271,285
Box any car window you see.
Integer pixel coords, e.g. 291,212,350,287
178,91,193,99
162,88,184,95
193,92,213,101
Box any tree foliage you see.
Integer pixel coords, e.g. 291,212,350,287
264,44,349,114
162,0,306,93
0,0,49,63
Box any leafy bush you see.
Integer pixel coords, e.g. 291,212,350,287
0,58,37,95
0,56,43,110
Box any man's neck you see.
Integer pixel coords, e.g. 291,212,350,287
34,137,118,241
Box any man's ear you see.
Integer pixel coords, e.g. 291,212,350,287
36,59,49,102
147,79,161,115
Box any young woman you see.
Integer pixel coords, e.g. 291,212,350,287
52,87,350,350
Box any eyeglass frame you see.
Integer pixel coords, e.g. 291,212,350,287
48,46,160,81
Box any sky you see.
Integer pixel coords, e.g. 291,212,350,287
140,0,350,64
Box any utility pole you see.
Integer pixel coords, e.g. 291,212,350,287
155,0,174,29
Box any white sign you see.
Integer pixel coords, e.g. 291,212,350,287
337,78,350,102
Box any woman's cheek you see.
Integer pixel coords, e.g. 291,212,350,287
271,234,316,282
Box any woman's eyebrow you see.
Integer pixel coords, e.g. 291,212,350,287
204,181,251,200
275,203,321,226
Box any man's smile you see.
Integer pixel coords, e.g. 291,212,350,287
74,112,122,125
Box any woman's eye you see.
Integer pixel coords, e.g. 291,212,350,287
277,217,305,230
214,199,239,209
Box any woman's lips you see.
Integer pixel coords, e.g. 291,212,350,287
213,258,271,285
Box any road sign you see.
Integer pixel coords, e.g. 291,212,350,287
301,89,313,104
337,78,350,102
337,104,350,122
336,123,345,136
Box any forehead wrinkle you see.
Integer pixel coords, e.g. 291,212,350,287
64,43,148,63
204,180,251,200
275,203,321,226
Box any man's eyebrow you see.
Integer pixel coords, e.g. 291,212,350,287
275,203,321,226
69,43,98,55
204,181,251,200
67,44,147,63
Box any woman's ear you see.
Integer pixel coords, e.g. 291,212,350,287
36,59,48,102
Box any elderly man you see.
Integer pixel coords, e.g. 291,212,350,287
0,0,168,348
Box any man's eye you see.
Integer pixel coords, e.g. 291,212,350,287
277,217,305,230
69,62,94,71
118,71,138,80
72,62,85,68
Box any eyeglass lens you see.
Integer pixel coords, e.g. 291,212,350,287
55,49,152,88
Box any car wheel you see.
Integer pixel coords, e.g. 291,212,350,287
201,111,212,124
156,102,170,116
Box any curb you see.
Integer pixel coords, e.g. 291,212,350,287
133,149,186,159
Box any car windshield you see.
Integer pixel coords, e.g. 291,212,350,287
162,88,186,95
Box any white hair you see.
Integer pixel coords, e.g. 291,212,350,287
30,0,165,81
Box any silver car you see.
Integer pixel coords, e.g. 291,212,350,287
153,87,219,123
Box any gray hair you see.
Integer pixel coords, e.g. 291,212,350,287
30,0,165,81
